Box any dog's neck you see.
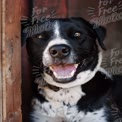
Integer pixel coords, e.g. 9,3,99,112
37,81,85,106
41,83,61,92
34,77,61,92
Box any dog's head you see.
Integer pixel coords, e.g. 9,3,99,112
26,17,106,88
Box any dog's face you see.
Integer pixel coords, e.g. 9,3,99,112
26,17,106,88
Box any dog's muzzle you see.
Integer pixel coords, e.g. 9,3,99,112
44,44,78,83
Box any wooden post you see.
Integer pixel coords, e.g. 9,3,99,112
0,0,3,121
0,0,22,121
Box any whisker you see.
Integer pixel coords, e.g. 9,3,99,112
118,1,122,5
32,69,40,71
118,4,122,7
21,21,28,23
88,9,95,12
32,72,40,75
113,115,119,119
88,7,95,10
33,66,40,68
91,15,96,17
22,16,28,19
119,7,122,10
32,70,40,73
88,13,95,15
21,19,28,21
35,74,41,77
111,111,119,114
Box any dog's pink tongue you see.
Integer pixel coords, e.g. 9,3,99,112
51,65,76,77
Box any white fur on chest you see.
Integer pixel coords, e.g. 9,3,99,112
43,86,85,106
31,98,107,122
31,85,107,122
31,86,85,119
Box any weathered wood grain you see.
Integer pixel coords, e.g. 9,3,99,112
0,0,3,121
0,0,22,121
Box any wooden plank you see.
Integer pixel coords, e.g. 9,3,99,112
1,0,22,121
1,0,7,120
0,0,3,121
33,0,68,18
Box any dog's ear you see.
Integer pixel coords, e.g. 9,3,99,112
93,25,106,50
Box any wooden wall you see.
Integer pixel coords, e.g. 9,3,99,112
0,0,2,121
0,0,22,121
0,0,121,121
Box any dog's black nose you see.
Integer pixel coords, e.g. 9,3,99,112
49,44,70,58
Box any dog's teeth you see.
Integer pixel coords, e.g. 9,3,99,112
52,67,77,79
53,71,72,79
49,67,53,71
71,70,75,77
53,71,58,77
74,64,78,68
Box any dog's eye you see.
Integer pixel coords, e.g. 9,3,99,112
36,32,50,40
74,32,81,38
37,34,43,39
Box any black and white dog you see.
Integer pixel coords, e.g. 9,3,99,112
26,17,122,122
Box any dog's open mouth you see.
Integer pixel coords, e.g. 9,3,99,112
49,64,78,83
